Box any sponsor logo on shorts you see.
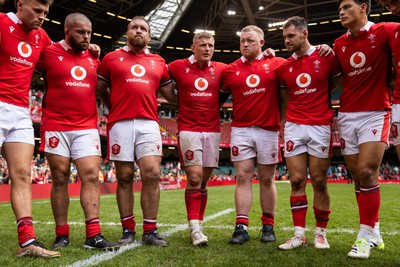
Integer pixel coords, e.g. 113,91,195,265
372,129,378,135
271,153,276,159
185,150,194,161
349,52,366,68
231,146,239,157
48,136,60,149
112,143,121,155
96,144,99,151
321,146,326,152
340,138,346,149
157,145,160,150
391,124,398,138
71,66,87,81
296,73,312,88
245,74,260,88
286,140,294,152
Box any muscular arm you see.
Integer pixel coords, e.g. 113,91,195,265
96,79,111,109
159,82,177,104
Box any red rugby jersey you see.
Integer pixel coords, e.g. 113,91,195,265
277,46,341,125
98,47,171,127
168,55,227,132
333,22,392,112
36,40,100,131
222,54,285,131
0,12,51,108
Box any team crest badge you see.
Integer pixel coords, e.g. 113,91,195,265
231,146,239,157
391,124,398,138
185,150,194,161
48,136,60,149
286,140,294,152
112,144,121,155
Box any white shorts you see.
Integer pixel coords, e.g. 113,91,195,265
230,126,280,165
108,119,162,161
392,104,400,123
0,101,34,147
178,131,220,168
284,122,332,159
337,111,390,155
41,129,101,160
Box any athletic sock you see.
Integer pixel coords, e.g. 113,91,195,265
85,217,101,238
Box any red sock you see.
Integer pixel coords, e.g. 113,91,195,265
55,224,70,237
143,218,157,233
260,213,274,226
17,217,36,245
290,195,308,228
199,189,208,221
359,185,380,227
235,214,249,226
185,189,202,221
121,214,136,232
85,217,101,238
313,206,331,228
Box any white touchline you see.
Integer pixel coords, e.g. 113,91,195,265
66,208,235,267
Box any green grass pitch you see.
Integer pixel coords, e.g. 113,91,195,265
0,183,399,267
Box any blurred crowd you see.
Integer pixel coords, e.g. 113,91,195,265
0,156,398,185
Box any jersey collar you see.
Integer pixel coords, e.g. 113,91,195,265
188,55,211,67
291,45,316,60
7,12,23,25
122,45,149,54
240,53,263,63
346,21,374,37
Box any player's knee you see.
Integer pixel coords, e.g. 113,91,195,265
290,177,305,191
313,177,327,193
358,167,375,183
117,172,134,184
188,176,202,188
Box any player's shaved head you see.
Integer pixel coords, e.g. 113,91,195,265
65,13,91,29
15,0,54,9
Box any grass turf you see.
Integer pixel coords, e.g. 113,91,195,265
0,183,399,267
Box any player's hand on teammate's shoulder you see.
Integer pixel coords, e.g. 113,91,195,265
316,44,334,57
89,44,101,58
263,48,276,58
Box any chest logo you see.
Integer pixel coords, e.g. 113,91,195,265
194,78,208,91
71,66,87,81
350,52,366,68
246,74,260,88
296,73,312,88
17,42,32,58
131,64,146,77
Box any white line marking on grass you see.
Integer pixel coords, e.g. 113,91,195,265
29,220,400,236
66,208,235,267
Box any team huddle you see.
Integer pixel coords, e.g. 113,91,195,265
0,0,399,261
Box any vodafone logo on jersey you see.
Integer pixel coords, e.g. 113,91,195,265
17,42,32,58
350,52,366,68
246,74,260,88
131,64,146,77
71,66,87,81
296,73,311,88
194,78,208,91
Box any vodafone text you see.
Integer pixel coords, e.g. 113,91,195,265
9,56,33,67
243,87,266,96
